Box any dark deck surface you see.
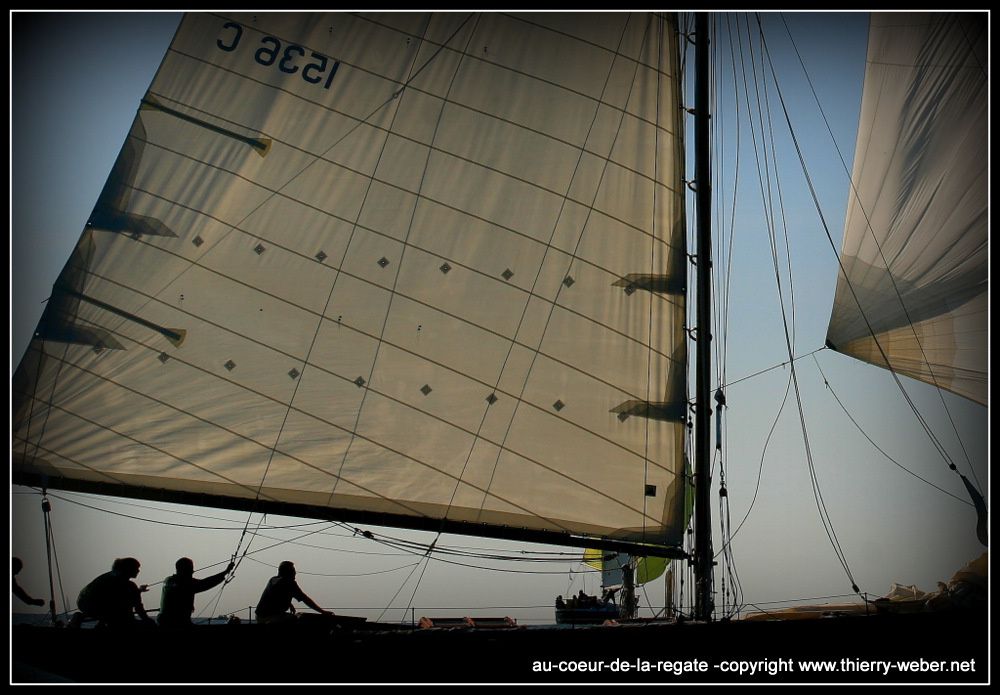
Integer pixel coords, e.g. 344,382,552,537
12,609,989,684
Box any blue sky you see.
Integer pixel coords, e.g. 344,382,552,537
10,10,987,626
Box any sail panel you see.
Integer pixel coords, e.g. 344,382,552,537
826,12,987,404
13,12,687,551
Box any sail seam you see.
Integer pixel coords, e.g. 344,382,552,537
90,179,683,363
64,262,683,456
470,13,681,537
500,11,680,77
327,11,510,511
164,34,681,169
141,89,684,227
354,11,681,100
15,350,669,532
129,129,678,302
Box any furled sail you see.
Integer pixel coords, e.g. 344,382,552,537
13,12,688,555
825,12,987,405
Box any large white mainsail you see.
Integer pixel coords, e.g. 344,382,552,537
13,13,688,554
825,12,987,405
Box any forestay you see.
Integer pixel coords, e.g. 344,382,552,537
13,12,689,554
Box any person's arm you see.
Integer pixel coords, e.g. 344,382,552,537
192,563,234,594
293,582,333,616
131,584,154,623
300,592,333,616
13,580,45,607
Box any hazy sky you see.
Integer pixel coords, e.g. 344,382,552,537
10,10,987,626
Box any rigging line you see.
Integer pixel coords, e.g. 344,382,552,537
339,525,603,561
393,541,440,625
718,14,742,390
715,348,792,558
236,531,411,558
810,354,973,507
747,14,853,583
349,534,588,563
377,537,606,576
33,490,426,555
241,553,421,578
711,15,729,392
720,346,826,390
773,13,980,492
743,13,792,354
759,31,798,366
200,582,231,624
43,501,72,623
39,490,335,530
710,14,723,381
471,13,668,528
740,19,805,556
28,490,297,530
375,548,432,624
335,522,592,558
751,15,857,592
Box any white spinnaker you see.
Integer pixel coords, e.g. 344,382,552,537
826,12,986,405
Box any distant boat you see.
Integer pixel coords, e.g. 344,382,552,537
12,10,986,683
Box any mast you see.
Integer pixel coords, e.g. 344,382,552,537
693,11,714,622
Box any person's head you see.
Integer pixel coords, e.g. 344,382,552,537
175,557,194,577
13,557,23,575
277,561,296,579
112,557,141,579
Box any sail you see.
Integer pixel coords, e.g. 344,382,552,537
825,12,987,405
583,549,668,586
13,12,688,554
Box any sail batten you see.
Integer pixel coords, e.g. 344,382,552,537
826,12,986,405
14,12,688,552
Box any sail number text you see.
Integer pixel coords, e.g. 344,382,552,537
216,21,341,90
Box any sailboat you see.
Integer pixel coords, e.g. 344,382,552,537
12,10,987,683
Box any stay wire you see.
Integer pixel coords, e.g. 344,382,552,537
811,354,973,507
745,15,860,593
